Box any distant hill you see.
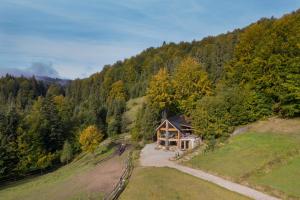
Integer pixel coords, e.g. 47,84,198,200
36,76,71,86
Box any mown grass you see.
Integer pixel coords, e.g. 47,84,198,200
187,132,300,179
120,167,250,200
185,118,300,199
250,156,300,199
69,191,104,200
0,144,115,200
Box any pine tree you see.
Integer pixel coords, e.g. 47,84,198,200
41,96,64,152
60,140,73,164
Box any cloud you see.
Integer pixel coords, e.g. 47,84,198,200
0,34,145,78
0,68,31,77
0,62,60,78
28,62,59,77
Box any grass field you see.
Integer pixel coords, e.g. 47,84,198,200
0,143,116,200
185,118,300,199
120,167,250,200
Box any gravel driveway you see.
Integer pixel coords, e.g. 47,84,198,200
140,143,280,200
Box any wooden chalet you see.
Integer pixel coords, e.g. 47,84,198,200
156,115,201,151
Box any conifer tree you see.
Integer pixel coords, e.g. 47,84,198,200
60,140,73,164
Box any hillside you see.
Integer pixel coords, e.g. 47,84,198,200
185,118,300,199
36,76,71,86
122,96,146,131
0,141,125,200
0,9,299,182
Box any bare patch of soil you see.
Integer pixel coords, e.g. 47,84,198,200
44,153,127,200
76,154,125,194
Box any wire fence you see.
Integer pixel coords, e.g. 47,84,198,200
104,151,133,200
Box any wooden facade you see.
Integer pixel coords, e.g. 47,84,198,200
156,115,200,151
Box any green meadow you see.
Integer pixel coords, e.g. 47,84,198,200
186,118,300,199
120,167,249,200
0,144,115,200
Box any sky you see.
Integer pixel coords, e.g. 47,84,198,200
0,0,299,79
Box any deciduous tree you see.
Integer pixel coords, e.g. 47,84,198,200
79,125,104,154
146,68,174,111
173,57,212,113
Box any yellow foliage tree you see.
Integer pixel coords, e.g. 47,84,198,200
146,68,173,111
79,125,104,154
107,80,127,103
173,57,212,113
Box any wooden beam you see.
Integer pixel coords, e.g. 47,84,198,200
180,124,193,128
177,131,180,148
159,128,178,131
157,130,160,145
165,120,169,149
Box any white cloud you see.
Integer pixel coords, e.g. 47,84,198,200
0,34,145,78
29,62,59,77
0,62,59,78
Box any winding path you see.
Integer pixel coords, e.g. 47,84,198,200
140,143,280,200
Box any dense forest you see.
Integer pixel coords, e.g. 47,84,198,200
0,9,299,180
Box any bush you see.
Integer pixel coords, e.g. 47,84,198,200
107,116,122,137
130,104,160,142
191,86,263,140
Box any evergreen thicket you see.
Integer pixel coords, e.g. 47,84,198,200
0,10,299,179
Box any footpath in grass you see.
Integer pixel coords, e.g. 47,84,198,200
185,118,300,199
120,167,250,200
0,144,119,200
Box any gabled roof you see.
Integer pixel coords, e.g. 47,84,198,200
156,115,192,132
168,115,192,130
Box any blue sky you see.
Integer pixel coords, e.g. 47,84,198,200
0,0,299,79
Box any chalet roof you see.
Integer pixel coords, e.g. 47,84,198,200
156,115,192,132
167,115,192,130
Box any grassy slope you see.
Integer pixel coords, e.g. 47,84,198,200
0,144,115,200
250,156,300,198
120,167,249,200
185,118,300,199
123,96,146,130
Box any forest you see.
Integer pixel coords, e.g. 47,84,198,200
0,9,299,180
